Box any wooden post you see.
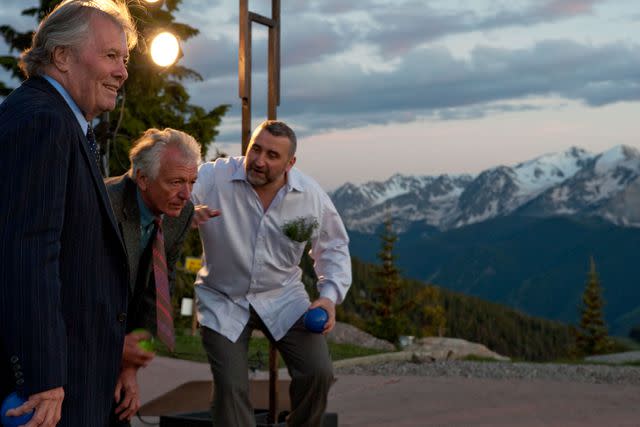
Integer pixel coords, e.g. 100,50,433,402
267,0,280,120
238,1,282,423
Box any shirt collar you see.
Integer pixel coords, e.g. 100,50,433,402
285,167,305,192
136,187,159,228
230,158,248,182
231,156,305,193
42,75,89,135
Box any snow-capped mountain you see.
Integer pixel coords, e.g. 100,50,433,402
330,145,640,233
519,145,640,226
331,173,473,233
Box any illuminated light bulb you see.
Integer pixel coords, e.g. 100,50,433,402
150,31,180,67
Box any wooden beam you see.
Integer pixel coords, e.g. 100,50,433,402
249,11,275,28
267,0,280,119
239,0,251,154
239,0,249,99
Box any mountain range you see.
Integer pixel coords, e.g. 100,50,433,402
330,145,640,335
331,145,640,233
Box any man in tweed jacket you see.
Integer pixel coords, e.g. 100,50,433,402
105,128,205,425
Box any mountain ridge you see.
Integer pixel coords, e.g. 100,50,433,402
334,144,640,336
331,144,640,233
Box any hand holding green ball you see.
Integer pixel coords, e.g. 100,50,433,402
132,328,155,352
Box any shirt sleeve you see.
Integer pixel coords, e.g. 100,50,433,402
309,191,352,304
192,162,214,205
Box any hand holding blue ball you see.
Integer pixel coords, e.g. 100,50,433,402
1,392,33,427
304,307,329,333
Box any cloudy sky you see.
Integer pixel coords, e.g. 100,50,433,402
2,0,639,189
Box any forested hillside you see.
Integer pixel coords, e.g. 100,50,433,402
303,256,573,361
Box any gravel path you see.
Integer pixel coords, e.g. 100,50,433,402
335,359,640,385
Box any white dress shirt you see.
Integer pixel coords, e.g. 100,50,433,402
192,156,352,342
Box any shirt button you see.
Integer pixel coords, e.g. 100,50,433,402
14,371,23,379
16,378,24,386
12,364,20,371
10,356,18,364
117,313,127,323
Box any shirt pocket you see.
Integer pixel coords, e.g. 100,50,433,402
273,234,308,268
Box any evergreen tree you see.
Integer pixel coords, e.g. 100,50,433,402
363,216,412,344
574,257,611,356
0,0,229,176
414,285,446,337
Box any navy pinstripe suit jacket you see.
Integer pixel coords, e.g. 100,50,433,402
0,77,130,426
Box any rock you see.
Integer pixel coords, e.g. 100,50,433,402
327,322,396,351
407,337,509,361
410,353,436,364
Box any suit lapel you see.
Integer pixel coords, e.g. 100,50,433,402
76,130,127,251
121,179,143,293
32,77,127,255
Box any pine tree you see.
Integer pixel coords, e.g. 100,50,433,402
0,0,229,176
574,257,611,356
414,285,447,337
363,216,412,344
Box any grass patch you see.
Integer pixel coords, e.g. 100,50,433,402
156,332,388,368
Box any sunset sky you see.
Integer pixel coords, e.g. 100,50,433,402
2,0,639,189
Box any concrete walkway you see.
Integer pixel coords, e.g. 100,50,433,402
132,356,640,426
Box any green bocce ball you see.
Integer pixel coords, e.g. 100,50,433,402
132,328,155,352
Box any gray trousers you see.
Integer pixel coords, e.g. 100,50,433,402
201,308,334,427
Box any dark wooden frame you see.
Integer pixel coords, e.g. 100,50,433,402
239,0,281,155
239,1,282,423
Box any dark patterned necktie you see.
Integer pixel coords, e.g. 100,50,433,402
86,124,100,166
152,218,175,352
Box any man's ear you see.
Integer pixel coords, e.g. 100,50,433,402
286,155,296,172
136,169,149,191
51,46,72,72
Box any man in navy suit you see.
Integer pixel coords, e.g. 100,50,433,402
0,1,137,426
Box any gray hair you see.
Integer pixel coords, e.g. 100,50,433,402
129,128,201,180
250,120,297,157
19,0,138,78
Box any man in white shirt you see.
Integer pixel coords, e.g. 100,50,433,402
191,120,351,426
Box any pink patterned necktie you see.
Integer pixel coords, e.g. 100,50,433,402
153,218,175,352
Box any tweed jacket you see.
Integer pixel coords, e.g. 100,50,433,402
105,174,194,327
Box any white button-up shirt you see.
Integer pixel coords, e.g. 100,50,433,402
192,156,352,342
